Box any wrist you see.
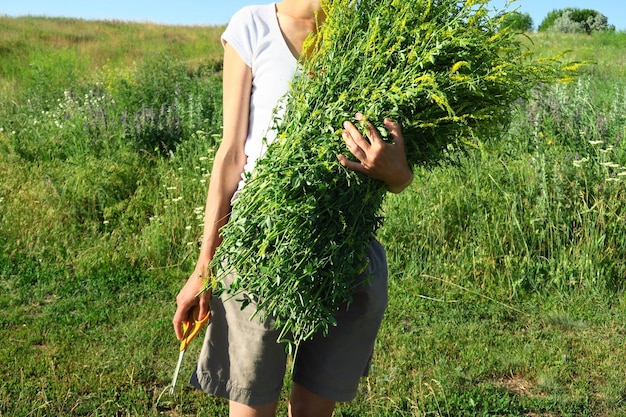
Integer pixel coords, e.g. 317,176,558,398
386,169,413,193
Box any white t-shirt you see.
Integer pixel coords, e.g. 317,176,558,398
221,3,298,189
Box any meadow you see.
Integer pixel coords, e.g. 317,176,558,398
1,15,626,416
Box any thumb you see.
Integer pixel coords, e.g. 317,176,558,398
197,291,212,321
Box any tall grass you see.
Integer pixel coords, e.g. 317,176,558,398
382,74,626,294
1,18,626,416
525,30,626,81
0,19,223,277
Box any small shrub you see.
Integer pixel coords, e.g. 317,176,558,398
500,11,534,32
539,8,613,34
113,54,220,155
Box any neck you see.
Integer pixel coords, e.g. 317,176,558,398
278,0,325,24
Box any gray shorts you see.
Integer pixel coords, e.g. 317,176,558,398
189,239,388,405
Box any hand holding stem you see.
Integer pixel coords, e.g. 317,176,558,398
338,113,413,193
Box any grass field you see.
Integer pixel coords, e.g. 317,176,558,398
1,15,626,416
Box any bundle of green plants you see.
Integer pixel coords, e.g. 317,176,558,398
210,0,579,348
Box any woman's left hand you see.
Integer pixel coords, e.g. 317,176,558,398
339,113,413,193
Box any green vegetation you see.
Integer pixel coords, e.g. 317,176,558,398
213,0,575,349
538,8,614,34
500,11,534,32
1,13,626,417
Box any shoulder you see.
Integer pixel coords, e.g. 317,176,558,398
227,3,275,29
221,3,277,66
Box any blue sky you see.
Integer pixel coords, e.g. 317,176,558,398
1,0,624,30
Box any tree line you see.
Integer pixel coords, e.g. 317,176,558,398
502,7,615,33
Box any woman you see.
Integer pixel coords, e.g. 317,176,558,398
173,1,413,415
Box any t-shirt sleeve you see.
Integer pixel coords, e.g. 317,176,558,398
221,7,256,67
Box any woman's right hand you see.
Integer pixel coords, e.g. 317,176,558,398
173,270,212,340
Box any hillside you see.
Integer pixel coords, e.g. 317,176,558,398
1,16,626,417
0,16,224,95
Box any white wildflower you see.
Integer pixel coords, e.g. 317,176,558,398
573,157,589,167
600,162,621,168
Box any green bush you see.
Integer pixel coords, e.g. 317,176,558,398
106,54,221,155
4,54,220,162
539,8,614,34
500,11,534,32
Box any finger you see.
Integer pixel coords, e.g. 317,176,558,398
173,307,190,340
337,154,366,174
173,295,201,340
342,131,366,160
355,112,386,144
342,120,371,149
362,118,384,145
384,118,404,145
197,291,211,321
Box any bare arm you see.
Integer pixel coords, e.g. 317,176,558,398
173,43,252,340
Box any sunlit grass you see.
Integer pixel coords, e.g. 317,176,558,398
524,31,626,81
2,15,626,416
0,15,224,69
